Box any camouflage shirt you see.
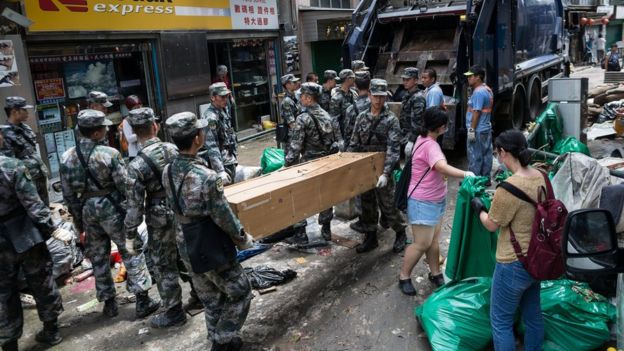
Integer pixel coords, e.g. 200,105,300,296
162,154,244,243
319,86,332,112
0,155,56,235
286,103,338,165
328,87,358,139
347,107,401,175
400,88,426,144
197,121,226,174
125,137,178,236
202,103,238,166
280,91,300,127
60,138,127,229
0,122,48,179
344,94,371,146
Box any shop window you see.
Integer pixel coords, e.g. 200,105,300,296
310,0,352,8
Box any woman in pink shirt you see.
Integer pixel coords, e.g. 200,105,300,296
399,107,475,295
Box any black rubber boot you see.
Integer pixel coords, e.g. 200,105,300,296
392,229,407,253
102,297,118,317
321,223,332,241
35,319,62,346
349,219,366,233
150,303,187,328
210,337,242,351
356,231,378,253
135,292,160,319
2,339,18,351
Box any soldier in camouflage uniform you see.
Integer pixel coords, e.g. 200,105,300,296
123,108,187,328
202,83,238,184
163,112,253,351
60,109,158,319
399,67,426,156
0,132,72,351
285,83,341,242
329,69,357,141
347,79,407,254
344,71,372,147
279,74,301,156
320,70,339,112
1,97,50,204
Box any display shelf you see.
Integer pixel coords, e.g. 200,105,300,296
237,100,269,108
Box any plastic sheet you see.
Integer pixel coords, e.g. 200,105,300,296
552,137,590,156
260,147,285,174
533,103,564,152
445,177,498,282
415,277,493,351
243,265,297,289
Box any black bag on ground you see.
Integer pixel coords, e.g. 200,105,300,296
244,265,297,289
394,141,430,212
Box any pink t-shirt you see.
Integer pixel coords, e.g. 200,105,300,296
409,136,447,202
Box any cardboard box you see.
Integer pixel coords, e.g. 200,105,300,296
224,152,384,239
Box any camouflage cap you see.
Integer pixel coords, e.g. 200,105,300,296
165,111,208,138
299,82,323,97
5,96,33,109
339,69,355,80
281,74,300,86
355,71,371,80
217,65,228,74
370,79,389,96
351,60,369,71
401,67,419,79
209,82,231,96
127,107,156,126
324,70,340,81
88,91,113,107
77,109,113,128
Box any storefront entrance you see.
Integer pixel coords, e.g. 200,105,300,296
311,40,342,83
27,41,157,176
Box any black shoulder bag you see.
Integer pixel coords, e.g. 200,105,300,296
167,162,236,273
394,140,431,212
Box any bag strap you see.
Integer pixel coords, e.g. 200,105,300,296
366,115,384,145
166,160,194,217
308,113,326,146
406,140,431,199
540,171,554,201
138,145,164,188
498,182,537,207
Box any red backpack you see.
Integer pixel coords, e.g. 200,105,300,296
498,172,567,280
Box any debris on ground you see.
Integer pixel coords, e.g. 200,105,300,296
244,265,297,289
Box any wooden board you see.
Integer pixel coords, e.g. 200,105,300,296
224,152,385,239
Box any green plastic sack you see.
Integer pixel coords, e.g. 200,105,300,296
260,147,285,174
552,137,590,156
445,176,498,282
392,169,401,183
538,280,616,351
415,278,493,351
533,102,564,152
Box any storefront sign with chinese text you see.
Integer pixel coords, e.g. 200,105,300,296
34,78,65,102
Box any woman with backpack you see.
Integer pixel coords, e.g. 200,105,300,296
398,107,475,296
470,130,545,350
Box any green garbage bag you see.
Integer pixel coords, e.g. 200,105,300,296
445,176,498,282
538,280,616,351
552,137,590,156
533,102,564,152
260,147,285,174
392,169,401,183
415,278,493,351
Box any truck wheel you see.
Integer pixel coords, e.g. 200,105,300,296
527,75,542,122
511,84,528,130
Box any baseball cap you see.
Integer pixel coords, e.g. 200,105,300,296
209,82,231,96
351,60,369,71
324,70,340,81
339,69,355,80
299,82,322,97
5,96,33,109
77,109,113,128
281,74,300,86
370,79,389,96
464,65,486,78
127,107,156,126
165,112,208,138
88,91,113,108
401,67,419,79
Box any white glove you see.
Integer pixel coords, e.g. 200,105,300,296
237,232,254,250
404,141,414,156
52,228,73,243
125,238,137,256
467,128,476,143
464,171,476,178
218,171,232,185
376,174,389,188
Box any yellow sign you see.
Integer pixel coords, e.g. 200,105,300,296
24,0,279,32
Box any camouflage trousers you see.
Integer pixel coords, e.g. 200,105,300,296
0,238,63,345
177,236,252,344
83,200,152,302
360,177,406,233
143,206,182,310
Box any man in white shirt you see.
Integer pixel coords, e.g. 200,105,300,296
596,34,606,64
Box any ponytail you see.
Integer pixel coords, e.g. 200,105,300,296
518,149,533,167
495,130,532,166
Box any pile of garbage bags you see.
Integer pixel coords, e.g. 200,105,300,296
415,278,616,351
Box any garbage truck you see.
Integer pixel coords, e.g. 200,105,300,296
344,0,568,149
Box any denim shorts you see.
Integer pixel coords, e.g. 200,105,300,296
407,198,446,226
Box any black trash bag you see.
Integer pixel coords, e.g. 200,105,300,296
244,265,297,289
597,100,624,123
